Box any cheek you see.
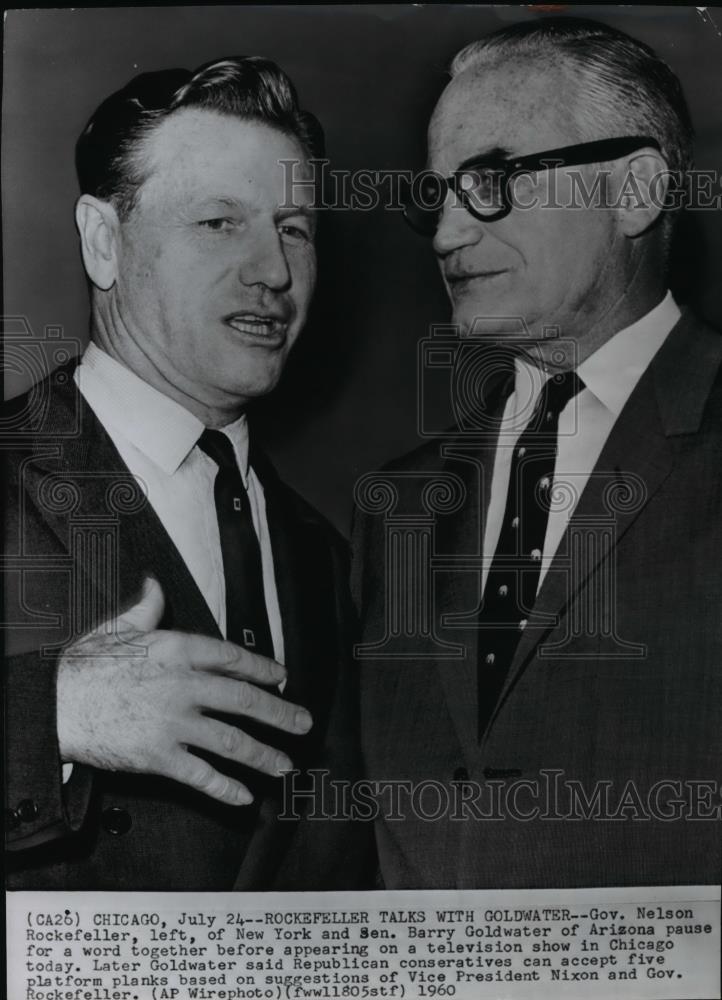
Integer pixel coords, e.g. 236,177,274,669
290,248,317,306
119,240,169,309
153,251,208,308
530,210,603,283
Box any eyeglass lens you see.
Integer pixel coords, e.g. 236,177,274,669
403,167,507,234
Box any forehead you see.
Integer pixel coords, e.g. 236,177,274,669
137,108,312,208
428,59,578,171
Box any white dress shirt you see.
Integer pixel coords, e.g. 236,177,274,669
482,292,681,595
73,342,284,661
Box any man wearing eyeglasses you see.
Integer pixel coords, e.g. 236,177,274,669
353,16,722,888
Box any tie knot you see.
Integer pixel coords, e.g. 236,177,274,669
198,428,238,472
534,370,584,426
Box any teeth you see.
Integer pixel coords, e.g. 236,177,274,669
227,316,277,336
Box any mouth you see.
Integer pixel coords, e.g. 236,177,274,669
446,270,509,290
223,313,289,344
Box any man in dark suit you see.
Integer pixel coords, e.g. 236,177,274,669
353,17,722,887
5,56,370,889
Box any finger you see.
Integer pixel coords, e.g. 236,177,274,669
193,718,293,777
168,748,253,806
200,676,313,734
114,576,165,633
183,634,286,686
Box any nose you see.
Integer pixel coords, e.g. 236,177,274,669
239,226,291,291
432,189,484,257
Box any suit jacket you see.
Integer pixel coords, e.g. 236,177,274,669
353,310,722,888
4,360,373,890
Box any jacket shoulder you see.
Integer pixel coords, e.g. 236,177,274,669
653,310,722,435
2,360,83,442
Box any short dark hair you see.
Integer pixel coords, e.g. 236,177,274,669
76,56,325,219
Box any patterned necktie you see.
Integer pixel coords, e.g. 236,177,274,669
477,370,585,740
198,428,273,658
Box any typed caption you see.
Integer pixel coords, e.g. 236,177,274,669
7,886,720,1000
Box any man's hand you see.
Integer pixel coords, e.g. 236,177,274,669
56,577,312,806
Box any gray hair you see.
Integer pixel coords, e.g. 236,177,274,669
451,16,693,246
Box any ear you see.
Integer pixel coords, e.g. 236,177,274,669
613,147,670,239
75,195,120,291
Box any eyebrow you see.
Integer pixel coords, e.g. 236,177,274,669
276,205,315,219
190,197,315,218
427,145,514,174
457,146,514,169
192,195,244,213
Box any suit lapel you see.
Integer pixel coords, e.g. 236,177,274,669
495,366,673,703
250,450,335,724
22,371,220,641
485,312,722,732
262,473,314,702
232,449,339,889
434,393,510,760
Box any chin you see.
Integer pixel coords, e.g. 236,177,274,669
231,376,282,402
455,309,533,341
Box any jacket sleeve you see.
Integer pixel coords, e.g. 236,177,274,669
4,455,94,851
5,650,93,850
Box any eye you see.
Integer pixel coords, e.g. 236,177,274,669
198,218,235,233
278,222,313,244
460,168,506,213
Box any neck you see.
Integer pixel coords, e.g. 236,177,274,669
524,269,667,373
89,309,245,429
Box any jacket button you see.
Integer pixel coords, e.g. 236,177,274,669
453,766,469,783
5,808,21,831
102,807,132,836
17,799,39,823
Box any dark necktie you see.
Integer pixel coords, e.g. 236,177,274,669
198,428,274,658
477,369,585,740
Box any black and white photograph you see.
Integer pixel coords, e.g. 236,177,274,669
4,4,722,998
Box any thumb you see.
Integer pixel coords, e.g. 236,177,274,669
115,576,165,633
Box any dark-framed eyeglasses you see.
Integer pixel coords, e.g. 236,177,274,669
402,135,661,236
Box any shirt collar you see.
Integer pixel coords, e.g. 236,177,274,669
513,291,681,418
74,343,249,480
576,291,681,416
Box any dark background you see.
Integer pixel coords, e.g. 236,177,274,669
4,4,722,533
